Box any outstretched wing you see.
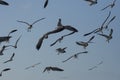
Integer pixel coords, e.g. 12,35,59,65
14,35,22,48
8,29,17,36
44,0,48,8
62,55,74,63
32,18,45,25
64,25,78,32
101,4,111,11
87,36,95,43
0,0,9,5
17,20,30,26
109,28,113,37
10,53,15,60
52,67,64,71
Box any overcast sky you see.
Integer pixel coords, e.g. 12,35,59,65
0,0,120,80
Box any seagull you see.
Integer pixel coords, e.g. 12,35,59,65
0,0,9,6
101,0,116,11
8,35,22,49
84,0,97,6
3,53,15,63
97,28,113,43
62,51,88,63
56,47,67,55
0,68,11,77
25,62,41,70
36,18,78,50
44,0,48,8
43,66,64,73
0,45,10,55
76,36,95,49
17,18,45,32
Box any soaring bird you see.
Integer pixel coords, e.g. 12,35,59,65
25,62,41,70
43,66,64,73
3,53,15,63
84,0,97,6
44,0,48,8
36,18,78,50
56,47,67,55
97,28,113,43
0,68,11,76
62,51,88,63
101,0,116,11
0,45,10,55
0,0,9,5
76,36,95,49
17,18,45,32
8,35,22,49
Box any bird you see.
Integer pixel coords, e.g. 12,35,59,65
8,35,22,49
7,29,17,36
43,66,64,73
17,18,45,32
84,0,97,6
3,53,15,63
44,0,48,8
0,68,11,77
25,62,41,70
76,36,95,49
62,51,88,63
36,18,78,50
97,28,113,43
0,45,10,55
101,0,116,11
0,0,9,6
56,47,67,55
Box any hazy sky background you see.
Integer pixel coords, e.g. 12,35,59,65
0,0,120,80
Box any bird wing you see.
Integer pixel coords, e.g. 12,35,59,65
50,36,63,46
43,67,47,73
0,0,9,5
97,33,108,38
2,68,11,72
14,35,22,48
52,67,64,71
101,4,111,11
109,28,113,36
87,36,95,43
10,53,15,60
62,55,74,63
17,20,30,26
64,25,78,32
76,51,88,55
8,29,17,36
44,0,48,8
32,18,45,25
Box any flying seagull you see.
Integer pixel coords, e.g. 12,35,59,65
97,28,113,43
17,18,45,32
56,47,67,55
62,51,88,63
84,0,97,6
101,0,116,11
76,36,95,49
44,0,48,8
25,62,41,70
3,53,15,63
0,68,11,77
0,0,9,5
36,18,78,50
43,66,64,73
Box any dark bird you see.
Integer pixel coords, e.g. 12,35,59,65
84,0,97,6
76,36,95,49
8,35,22,49
36,18,78,50
56,47,67,55
17,18,45,32
97,28,113,43
0,45,10,55
43,66,64,73
101,0,116,11
0,0,9,5
62,51,88,63
3,53,15,63
0,68,11,76
44,0,48,8
25,62,41,70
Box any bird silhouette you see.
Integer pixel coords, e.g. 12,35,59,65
84,0,97,6
17,18,45,32
76,36,95,49
25,62,41,70
101,0,116,11
3,53,15,63
8,35,22,49
0,68,11,77
0,0,9,5
36,18,78,50
43,66,64,73
62,51,88,63
97,28,113,43
44,0,48,8
56,47,67,55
